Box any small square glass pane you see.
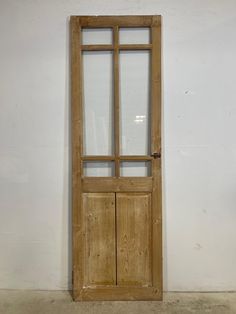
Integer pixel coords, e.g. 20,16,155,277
82,28,113,45
120,161,151,177
119,27,150,44
83,162,115,177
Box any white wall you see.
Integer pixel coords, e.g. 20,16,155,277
0,0,236,291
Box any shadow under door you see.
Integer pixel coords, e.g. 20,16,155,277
71,15,162,301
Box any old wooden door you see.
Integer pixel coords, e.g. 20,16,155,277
71,15,162,301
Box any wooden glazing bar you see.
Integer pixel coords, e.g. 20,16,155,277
82,156,152,161
81,44,152,51
120,155,153,161
119,44,152,50
82,156,115,161
114,26,120,177
81,44,114,51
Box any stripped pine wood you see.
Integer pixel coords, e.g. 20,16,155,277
119,44,152,50
77,15,160,27
71,16,84,299
76,286,161,301
83,193,116,286
119,155,153,161
81,44,152,51
151,16,162,295
116,193,152,286
71,15,162,301
114,26,120,177
82,177,153,192
82,155,115,161
81,44,113,51
81,155,152,161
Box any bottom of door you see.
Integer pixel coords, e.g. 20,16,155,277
73,286,162,301
73,192,162,301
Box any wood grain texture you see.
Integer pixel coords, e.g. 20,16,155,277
119,44,152,50
82,155,115,161
81,44,113,51
81,155,152,161
75,286,161,301
114,26,120,177
81,44,152,51
72,15,162,301
119,155,153,161
75,16,160,27
82,177,153,192
116,193,152,286
71,16,84,300
83,193,116,286
151,16,163,298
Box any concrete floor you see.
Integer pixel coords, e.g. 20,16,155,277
0,290,236,314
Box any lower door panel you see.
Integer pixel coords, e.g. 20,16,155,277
83,192,152,287
116,193,152,286
83,193,116,286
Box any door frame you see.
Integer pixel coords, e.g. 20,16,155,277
71,15,162,301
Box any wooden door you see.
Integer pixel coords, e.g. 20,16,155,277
71,15,162,301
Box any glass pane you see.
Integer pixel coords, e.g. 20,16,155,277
83,51,113,155
83,162,115,177
120,51,150,155
119,27,150,44
120,162,151,176
82,28,113,45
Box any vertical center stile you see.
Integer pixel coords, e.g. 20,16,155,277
114,26,120,178
113,25,120,286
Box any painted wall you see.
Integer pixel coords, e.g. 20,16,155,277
0,0,236,291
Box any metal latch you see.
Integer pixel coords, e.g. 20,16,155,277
151,152,161,159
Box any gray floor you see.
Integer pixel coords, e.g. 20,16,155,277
0,290,236,314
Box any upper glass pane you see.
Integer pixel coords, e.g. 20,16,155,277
119,27,150,44
83,51,113,155
120,50,150,155
82,28,113,45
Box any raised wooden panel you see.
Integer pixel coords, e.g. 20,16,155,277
83,193,116,286
116,193,152,286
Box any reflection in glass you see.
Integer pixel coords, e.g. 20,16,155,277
83,51,113,155
120,161,151,176
82,28,113,45
83,162,115,177
120,51,150,155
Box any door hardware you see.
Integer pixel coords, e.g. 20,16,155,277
151,152,161,159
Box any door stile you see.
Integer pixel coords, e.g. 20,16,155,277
151,16,162,297
71,17,84,299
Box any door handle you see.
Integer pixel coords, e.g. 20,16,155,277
151,152,161,159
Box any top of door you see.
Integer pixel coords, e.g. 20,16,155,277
70,15,161,27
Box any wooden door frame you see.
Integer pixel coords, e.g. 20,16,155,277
71,15,162,301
